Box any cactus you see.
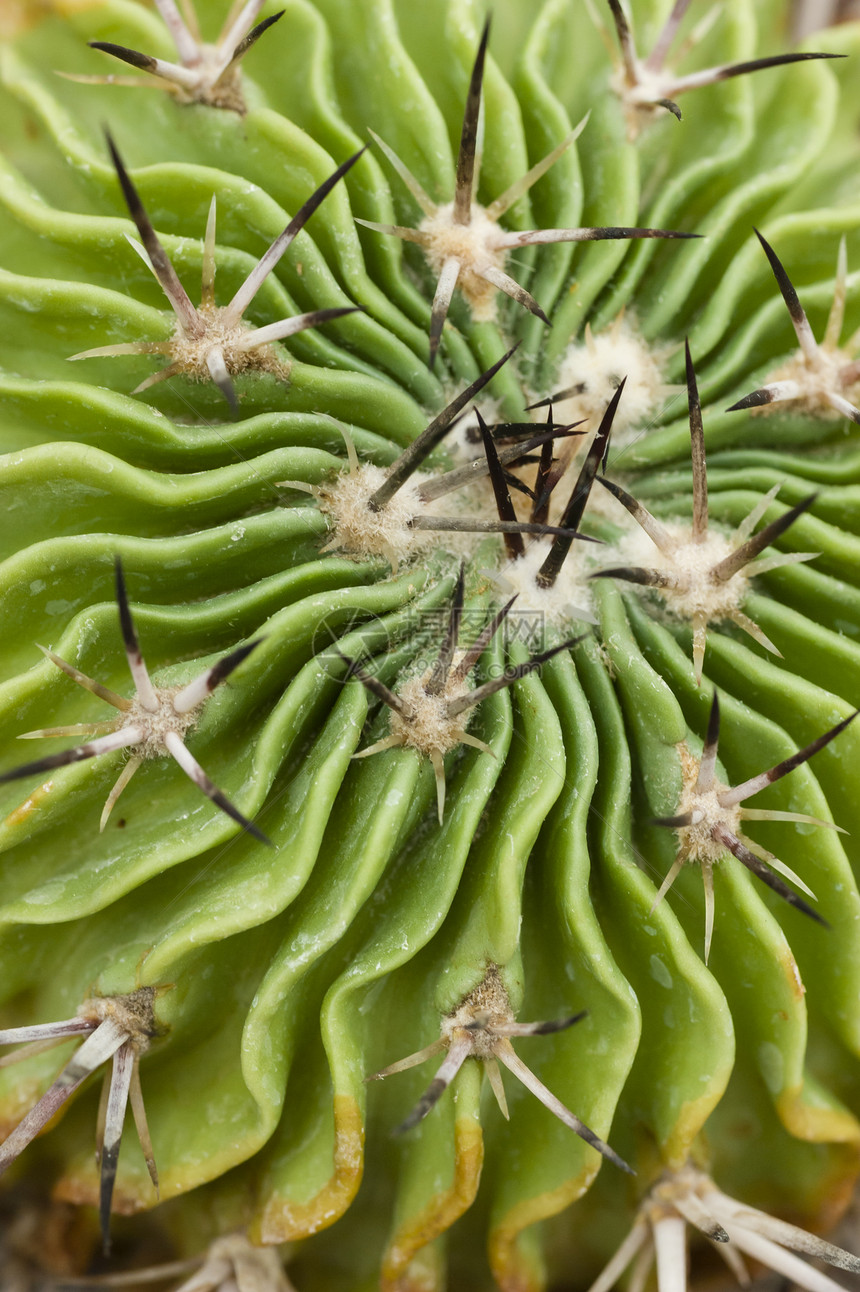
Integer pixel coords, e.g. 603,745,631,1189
2,1,860,1290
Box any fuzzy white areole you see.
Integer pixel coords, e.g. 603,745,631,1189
586,1161,860,1292
593,342,818,683
339,564,583,822
544,316,680,448
728,231,860,425
368,964,631,1172
0,988,161,1253
479,383,626,625
651,691,856,962
70,0,284,114
69,135,364,413
588,0,841,138
359,18,697,366
287,347,592,573
62,1233,298,1292
0,559,269,842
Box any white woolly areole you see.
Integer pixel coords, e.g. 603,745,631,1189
676,744,741,866
552,319,672,443
172,304,290,381
486,539,598,626
171,47,245,112
389,671,472,758
641,1162,726,1226
122,685,199,759
419,202,507,322
441,964,511,1059
618,521,748,621
610,62,672,110
761,343,860,420
318,464,433,566
78,988,157,1054
188,42,236,88
606,1157,860,1292
608,65,679,138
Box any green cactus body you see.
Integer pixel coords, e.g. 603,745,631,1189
1,1,860,1289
